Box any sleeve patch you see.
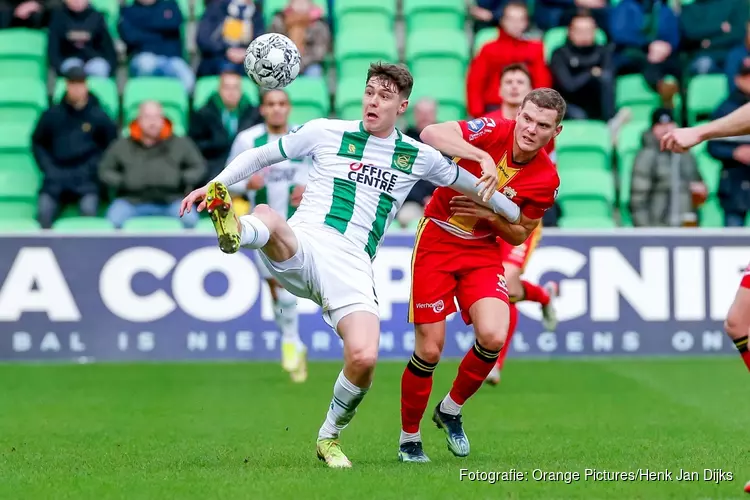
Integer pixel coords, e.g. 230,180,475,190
467,119,486,133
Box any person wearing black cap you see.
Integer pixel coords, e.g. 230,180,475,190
706,62,750,227
629,107,705,227
30,65,118,229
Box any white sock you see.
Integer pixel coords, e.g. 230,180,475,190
318,371,369,440
400,430,421,445
275,288,302,350
440,394,462,416
239,215,270,249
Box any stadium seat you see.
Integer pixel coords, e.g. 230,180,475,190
194,217,216,232
616,75,660,122
0,78,48,127
543,26,607,61
403,0,465,33
558,215,616,229
335,29,398,79
0,124,39,193
123,77,189,129
192,75,260,111
90,0,119,38
557,167,615,218
286,77,330,124
696,153,721,197
53,77,119,120
53,217,114,232
0,168,40,219
0,28,47,80
555,120,612,172
687,74,728,125
0,218,41,232
335,76,364,120
263,0,329,25
121,216,186,232
409,75,466,123
699,197,723,227
406,29,469,80
473,27,497,54
615,120,648,225
334,0,396,35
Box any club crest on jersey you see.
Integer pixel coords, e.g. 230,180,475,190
348,143,356,154
503,186,517,199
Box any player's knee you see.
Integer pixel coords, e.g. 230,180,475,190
348,347,378,375
252,204,281,229
724,314,746,339
416,341,443,364
475,326,508,352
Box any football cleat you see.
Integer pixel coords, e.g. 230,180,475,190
398,441,430,463
485,364,501,386
432,404,470,457
206,182,241,254
281,340,300,372
290,345,308,383
316,438,352,468
541,281,559,332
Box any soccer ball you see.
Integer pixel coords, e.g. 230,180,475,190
244,33,301,90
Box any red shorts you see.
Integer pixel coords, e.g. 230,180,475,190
499,226,542,272
742,262,750,289
409,218,509,325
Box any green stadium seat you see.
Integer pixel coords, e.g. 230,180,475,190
335,29,398,79
335,76,363,120
263,0,329,25
406,29,469,79
543,26,607,61
91,0,119,38
558,215,616,229
0,168,40,219
687,74,728,125
616,75,660,122
699,197,723,227
193,75,260,111
0,218,41,232
409,76,466,124
0,124,39,192
194,217,216,232
473,27,498,54
403,0,465,33
0,78,47,127
557,167,615,218
53,217,114,232
286,77,330,124
615,120,648,225
121,216,186,232
696,153,721,196
53,77,119,120
0,29,47,80
334,0,396,35
556,120,612,172
123,77,189,129
194,0,205,19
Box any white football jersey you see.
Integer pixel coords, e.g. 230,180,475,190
278,118,459,260
227,123,310,220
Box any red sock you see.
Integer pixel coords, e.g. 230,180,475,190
496,304,518,370
521,280,550,306
449,341,500,405
400,353,437,433
742,351,750,372
733,336,750,372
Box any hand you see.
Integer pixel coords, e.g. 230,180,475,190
660,127,703,153
576,0,605,8
180,185,208,216
647,41,672,64
246,173,264,190
591,66,602,77
732,145,750,164
290,185,305,207
14,1,41,19
449,195,497,221
476,154,499,202
226,47,245,64
469,5,493,22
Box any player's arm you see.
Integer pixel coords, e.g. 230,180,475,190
694,101,750,140
449,196,539,245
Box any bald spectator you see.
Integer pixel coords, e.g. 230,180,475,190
99,101,206,228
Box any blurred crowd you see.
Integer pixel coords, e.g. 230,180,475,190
1,0,749,229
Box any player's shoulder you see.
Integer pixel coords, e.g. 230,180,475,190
396,129,445,164
533,149,561,186
464,113,512,139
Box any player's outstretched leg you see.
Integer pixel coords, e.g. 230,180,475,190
437,298,509,457
271,284,307,382
398,321,445,463
316,310,379,468
724,284,750,372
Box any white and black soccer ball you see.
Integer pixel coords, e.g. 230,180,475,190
244,33,301,90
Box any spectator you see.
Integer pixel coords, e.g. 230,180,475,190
0,0,56,29
609,0,681,108
397,98,437,227
99,101,206,229
630,108,706,227
680,0,748,75
119,0,195,93
270,0,329,77
189,71,260,183
470,0,507,32
197,0,264,77
707,64,750,227
534,0,609,34
550,11,615,121
31,66,118,229
48,0,116,77
725,21,750,93
466,1,552,118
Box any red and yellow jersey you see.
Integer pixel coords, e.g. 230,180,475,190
499,224,542,272
423,115,559,240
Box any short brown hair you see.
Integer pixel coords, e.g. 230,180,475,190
521,88,566,124
366,62,414,99
501,63,531,82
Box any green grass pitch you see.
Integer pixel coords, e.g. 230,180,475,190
1,358,748,499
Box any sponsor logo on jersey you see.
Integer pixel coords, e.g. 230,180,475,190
416,300,445,313
348,162,398,193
